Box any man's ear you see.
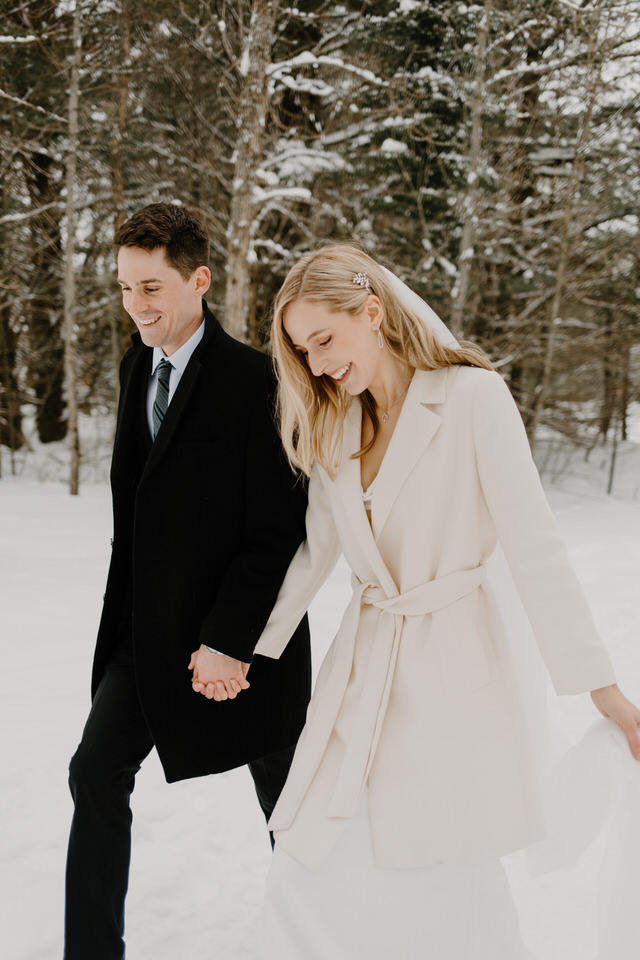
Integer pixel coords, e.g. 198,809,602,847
193,266,211,295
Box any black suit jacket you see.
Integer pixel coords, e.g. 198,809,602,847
92,301,311,782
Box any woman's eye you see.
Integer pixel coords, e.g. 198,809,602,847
319,337,331,347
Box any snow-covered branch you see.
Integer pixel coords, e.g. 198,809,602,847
0,202,64,226
268,51,387,88
0,88,67,123
0,35,39,43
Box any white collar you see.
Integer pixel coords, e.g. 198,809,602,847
150,319,205,376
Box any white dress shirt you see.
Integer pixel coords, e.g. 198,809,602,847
146,320,205,439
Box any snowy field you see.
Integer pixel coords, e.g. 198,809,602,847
1,433,640,959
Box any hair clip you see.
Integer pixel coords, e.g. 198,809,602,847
352,272,370,291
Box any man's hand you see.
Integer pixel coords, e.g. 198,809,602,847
189,645,250,701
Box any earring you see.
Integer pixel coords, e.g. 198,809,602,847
376,327,384,350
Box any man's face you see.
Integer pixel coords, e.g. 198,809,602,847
117,246,210,356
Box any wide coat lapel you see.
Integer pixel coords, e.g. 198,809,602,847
370,367,448,539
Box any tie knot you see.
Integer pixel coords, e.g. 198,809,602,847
157,358,172,383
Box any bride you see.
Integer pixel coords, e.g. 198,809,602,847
253,244,640,958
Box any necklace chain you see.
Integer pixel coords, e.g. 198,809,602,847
377,381,411,423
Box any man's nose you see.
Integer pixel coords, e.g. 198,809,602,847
129,290,147,316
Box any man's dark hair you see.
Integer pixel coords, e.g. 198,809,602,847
114,202,210,280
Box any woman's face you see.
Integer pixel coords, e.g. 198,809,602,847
283,297,383,396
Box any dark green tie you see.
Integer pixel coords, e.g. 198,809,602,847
152,359,172,438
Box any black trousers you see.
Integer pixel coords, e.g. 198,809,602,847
64,662,296,960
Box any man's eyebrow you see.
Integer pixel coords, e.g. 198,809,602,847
117,277,164,285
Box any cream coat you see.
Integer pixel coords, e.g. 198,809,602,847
254,365,616,870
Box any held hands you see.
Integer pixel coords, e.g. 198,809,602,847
591,683,640,759
189,645,250,701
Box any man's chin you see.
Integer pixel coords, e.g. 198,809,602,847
136,322,161,344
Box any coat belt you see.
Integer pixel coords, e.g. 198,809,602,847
269,563,488,831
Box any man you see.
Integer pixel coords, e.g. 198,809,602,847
64,203,311,959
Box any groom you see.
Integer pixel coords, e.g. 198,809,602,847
64,203,311,959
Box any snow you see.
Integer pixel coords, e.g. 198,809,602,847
380,138,409,156
1,440,640,959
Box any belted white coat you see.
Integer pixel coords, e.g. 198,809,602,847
254,365,616,871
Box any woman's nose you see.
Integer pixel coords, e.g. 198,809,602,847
307,349,325,378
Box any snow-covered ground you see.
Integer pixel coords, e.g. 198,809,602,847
1,434,639,959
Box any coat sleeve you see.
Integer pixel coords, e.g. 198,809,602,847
196,375,309,663
254,468,342,660
472,371,616,695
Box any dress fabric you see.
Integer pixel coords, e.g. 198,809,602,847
259,788,531,960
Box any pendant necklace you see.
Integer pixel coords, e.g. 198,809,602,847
378,382,411,423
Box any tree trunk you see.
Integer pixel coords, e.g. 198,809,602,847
111,0,134,372
62,0,83,495
225,0,280,343
24,154,66,443
450,0,492,340
527,16,603,451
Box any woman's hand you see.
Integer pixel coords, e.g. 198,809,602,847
591,683,640,759
189,646,250,701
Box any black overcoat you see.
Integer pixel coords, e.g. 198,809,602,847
92,302,311,783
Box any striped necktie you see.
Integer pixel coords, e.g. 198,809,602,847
152,359,172,438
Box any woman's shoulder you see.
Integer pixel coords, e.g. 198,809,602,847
446,363,509,399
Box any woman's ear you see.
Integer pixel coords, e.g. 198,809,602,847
365,294,384,330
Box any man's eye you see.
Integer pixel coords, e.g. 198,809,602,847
145,287,159,294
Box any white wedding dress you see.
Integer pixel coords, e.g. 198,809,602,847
260,788,533,960
257,486,640,959
259,486,533,960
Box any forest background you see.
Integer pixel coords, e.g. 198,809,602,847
1,0,639,493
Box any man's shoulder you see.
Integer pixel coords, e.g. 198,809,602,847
118,331,145,376
201,306,273,384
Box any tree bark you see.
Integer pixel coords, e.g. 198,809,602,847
225,0,280,343
450,0,492,340
527,10,604,451
62,0,82,495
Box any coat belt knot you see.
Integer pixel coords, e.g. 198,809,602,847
269,563,489,831
327,563,488,818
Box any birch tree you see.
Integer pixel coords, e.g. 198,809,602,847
62,0,82,494
224,0,281,341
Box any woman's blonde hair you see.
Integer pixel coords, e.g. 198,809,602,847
271,244,492,477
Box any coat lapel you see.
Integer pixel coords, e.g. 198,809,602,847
141,308,221,483
110,340,152,481
332,400,398,596
371,367,449,539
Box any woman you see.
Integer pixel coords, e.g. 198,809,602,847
253,244,640,959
